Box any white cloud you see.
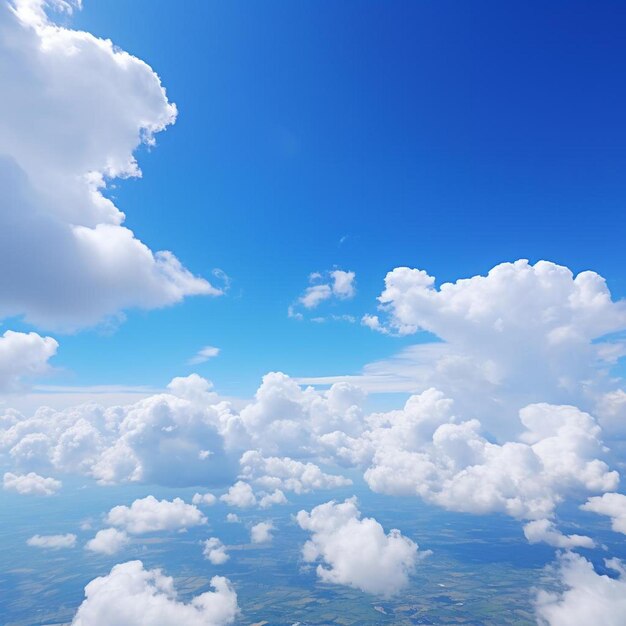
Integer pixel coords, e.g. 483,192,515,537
71,560,238,626
535,552,626,626
85,528,129,555
581,492,626,535
226,513,240,523
296,498,423,597
192,492,217,506
27,533,76,549
239,450,352,494
3,471,61,495
250,521,274,544
203,537,229,564
0,375,236,487
523,519,594,549
258,489,287,509
189,346,221,365
220,481,257,508
0,0,219,331
357,392,618,520
0,331,58,392
106,496,206,535
290,269,356,318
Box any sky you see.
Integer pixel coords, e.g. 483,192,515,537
2,1,626,625
5,0,626,402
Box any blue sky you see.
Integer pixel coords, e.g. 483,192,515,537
13,0,622,397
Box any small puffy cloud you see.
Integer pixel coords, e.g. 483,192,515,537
296,498,423,597
189,346,220,365
0,0,219,331
203,537,229,565
226,513,240,524
239,450,352,494
581,492,626,535
192,492,217,506
523,519,594,549
3,471,61,496
250,521,274,544
258,489,287,509
220,482,257,509
0,331,58,392
27,533,76,549
535,552,626,626
290,269,356,319
106,496,206,535
71,560,238,626
85,528,129,555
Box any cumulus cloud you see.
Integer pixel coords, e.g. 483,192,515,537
3,471,61,495
239,450,352,494
0,0,219,331
535,552,626,626
356,260,626,439
250,521,274,544
225,513,240,523
0,331,58,392
220,481,257,508
192,492,217,507
27,533,76,549
523,519,594,549
296,498,423,597
106,496,206,535
258,489,287,508
85,528,129,555
203,537,229,564
321,388,618,521
581,492,626,535
0,374,236,487
71,560,238,626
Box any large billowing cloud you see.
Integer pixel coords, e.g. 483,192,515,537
0,375,237,486
0,0,219,330
71,561,238,626
296,498,424,597
357,260,626,440
535,552,626,626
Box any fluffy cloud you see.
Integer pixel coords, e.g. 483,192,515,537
27,533,76,549
106,496,206,535
296,498,423,597
358,260,626,439
85,528,129,555
0,375,236,487
0,331,58,392
239,450,352,494
71,561,238,626
3,471,61,495
258,489,287,508
535,552,626,626
0,0,218,330
220,481,257,508
523,519,594,549
203,537,229,564
192,492,217,507
250,521,274,544
581,492,626,535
